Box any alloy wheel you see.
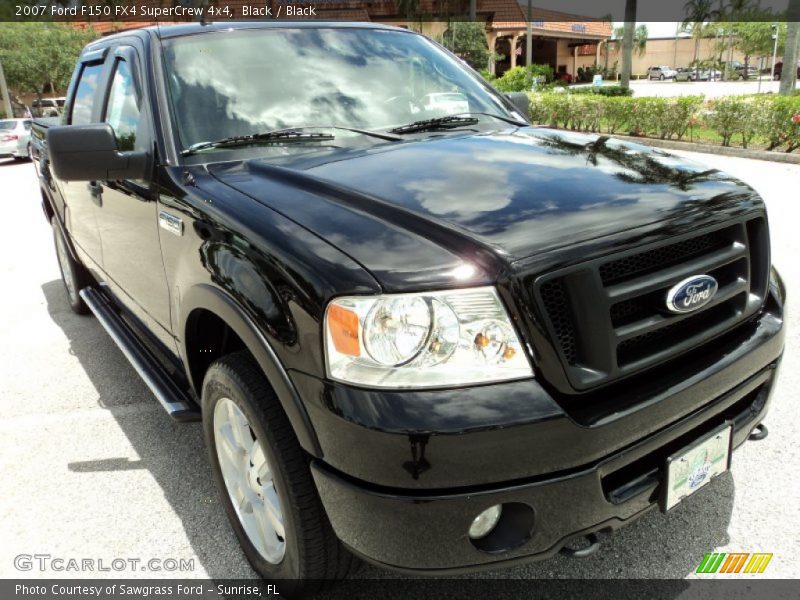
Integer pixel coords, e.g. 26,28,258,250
213,397,286,564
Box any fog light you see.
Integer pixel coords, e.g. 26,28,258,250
468,504,502,539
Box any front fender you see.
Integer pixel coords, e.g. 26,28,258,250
179,283,323,457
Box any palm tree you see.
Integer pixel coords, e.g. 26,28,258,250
614,24,649,56
780,0,800,95
681,0,720,78
620,0,637,89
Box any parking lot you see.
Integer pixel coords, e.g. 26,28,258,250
628,77,800,98
0,150,798,584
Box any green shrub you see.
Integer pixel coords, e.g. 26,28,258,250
494,64,554,92
569,86,633,97
527,91,800,153
703,97,742,146
603,96,632,133
478,68,496,82
763,96,800,152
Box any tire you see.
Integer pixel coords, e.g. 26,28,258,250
202,352,357,596
659,74,665,80
52,217,90,314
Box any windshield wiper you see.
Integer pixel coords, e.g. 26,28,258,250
389,115,480,134
181,130,335,156
389,112,529,135
291,125,403,141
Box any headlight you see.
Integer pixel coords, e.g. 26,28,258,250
324,286,533,388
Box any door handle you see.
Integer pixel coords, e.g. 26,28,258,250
87,181,103,207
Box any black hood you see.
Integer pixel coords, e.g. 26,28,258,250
207,127,763,291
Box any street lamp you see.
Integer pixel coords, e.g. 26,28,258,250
770,24,779,82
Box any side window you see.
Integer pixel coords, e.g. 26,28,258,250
104,59,141,151
70,62,104,125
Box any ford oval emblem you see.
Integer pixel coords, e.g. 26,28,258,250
665,275,718,314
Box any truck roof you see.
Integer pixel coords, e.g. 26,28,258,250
85,20,408,47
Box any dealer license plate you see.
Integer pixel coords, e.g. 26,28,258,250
663,423,732,511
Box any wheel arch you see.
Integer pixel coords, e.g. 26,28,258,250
181,283,323,458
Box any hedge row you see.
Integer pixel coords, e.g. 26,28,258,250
527,93,800,152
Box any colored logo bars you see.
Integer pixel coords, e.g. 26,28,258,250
696,552,773,574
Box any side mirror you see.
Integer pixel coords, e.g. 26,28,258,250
505,92,531,122
46,123,148,182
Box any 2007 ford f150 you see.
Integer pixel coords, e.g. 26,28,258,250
33,22,785,592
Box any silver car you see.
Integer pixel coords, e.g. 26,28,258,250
647,65,677,80
0,119,32,161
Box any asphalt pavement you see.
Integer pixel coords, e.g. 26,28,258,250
0,150,797,586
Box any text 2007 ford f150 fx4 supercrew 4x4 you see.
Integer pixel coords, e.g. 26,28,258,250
33,22,785,592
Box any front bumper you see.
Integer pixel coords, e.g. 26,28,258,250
299,282,784,572
312,364,778,573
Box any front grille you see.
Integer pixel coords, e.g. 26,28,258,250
534,217,769,390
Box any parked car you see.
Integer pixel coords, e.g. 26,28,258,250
773,61,800,80
421,92,469,116
674,67,696,82
647,65,677,80
727,61,759,80
0,118,32,160
33,22,784,592
31,97,66,118
684,67,721,82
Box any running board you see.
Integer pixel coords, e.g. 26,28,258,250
80,287,201,422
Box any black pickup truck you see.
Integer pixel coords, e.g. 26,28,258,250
34,22,784,590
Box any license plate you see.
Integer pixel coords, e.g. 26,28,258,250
662,423,732,511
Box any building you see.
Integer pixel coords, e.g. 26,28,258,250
603,36,752,77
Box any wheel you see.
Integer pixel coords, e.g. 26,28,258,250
202,352,357,595
659,74,665,80
27,143,33,161
52,217,90,314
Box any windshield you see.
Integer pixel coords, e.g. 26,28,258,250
161,27,513,152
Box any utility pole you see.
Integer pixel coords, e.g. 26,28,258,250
0,58,12,118
526,0,532,68
770,24,779,81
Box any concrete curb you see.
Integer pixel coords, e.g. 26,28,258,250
606,133,800,164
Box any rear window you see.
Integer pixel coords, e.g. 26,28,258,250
0,120,15,130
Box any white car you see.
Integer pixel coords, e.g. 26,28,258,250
0,119,32,161
647,66,677,80
422,92,469,116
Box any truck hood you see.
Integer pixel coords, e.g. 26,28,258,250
208,127,762,290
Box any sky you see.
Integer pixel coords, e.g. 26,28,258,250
612,22,689,39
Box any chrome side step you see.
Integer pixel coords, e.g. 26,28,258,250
80,287,200,422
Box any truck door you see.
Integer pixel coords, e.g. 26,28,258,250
94,45,174,349
59,56,108,273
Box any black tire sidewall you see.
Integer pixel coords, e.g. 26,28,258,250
201,363,303,583
52,218,89,314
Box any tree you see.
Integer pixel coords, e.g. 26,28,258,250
620,0,637,89
681,0,720,78
442,22,495,69
715,1,773,79
780,0,800,95
726,21,786,76
0,23,97,105
614,24,648,56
